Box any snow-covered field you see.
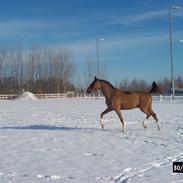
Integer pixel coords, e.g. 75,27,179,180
0,97,183,183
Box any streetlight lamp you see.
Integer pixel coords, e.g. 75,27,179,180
96,38,104,78
169,6,181,100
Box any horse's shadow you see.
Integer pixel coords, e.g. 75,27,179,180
0,124,107,132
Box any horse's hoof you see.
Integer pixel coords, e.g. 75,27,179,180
122,128,126,133
101,124,104,129
142,122,147,129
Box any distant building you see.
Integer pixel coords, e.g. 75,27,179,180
168,88,183,95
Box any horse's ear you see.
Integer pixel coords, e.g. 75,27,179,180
94,76,98,81
152,81,157,87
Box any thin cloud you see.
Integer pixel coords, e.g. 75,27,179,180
0,19,55,40
0,17,100,41
110,10,168,25
53,32,170,62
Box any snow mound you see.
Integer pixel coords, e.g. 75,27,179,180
18,91,38,100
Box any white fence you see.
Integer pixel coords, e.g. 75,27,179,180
152,95,183,102
76,94,183,101
0,91,75,100
0,94,18,100
0,93,183,101
0,93,67,100
36,93,67,99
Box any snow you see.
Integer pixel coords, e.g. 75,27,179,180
0,98,183,183
17,91,38,100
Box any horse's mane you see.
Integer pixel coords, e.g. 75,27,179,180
98,79,116,89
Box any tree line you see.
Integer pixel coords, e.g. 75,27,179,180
117,76,183,94
0,46,75,94
0,45,183,95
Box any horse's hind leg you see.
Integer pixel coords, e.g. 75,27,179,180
141,108,160,130
151,110,160,130
142,113,151,129
115,110,125,132
100,107,113,128
140,107,153,129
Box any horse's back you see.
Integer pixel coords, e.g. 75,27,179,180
111,90,139,109
114,90,152,110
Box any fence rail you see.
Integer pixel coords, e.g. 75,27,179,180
0,93,67,100
0,93,183,101
0,94,18,100
36,93,67,99
152,95,183,101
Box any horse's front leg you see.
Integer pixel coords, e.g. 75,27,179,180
115,110,126,132
100,107,113,128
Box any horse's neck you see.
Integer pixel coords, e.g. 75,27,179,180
100,82,114,100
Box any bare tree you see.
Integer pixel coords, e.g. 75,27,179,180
84,58,96,88
0,45,75,94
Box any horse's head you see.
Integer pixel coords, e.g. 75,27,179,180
87,76,101,93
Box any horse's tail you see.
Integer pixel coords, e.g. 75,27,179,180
149,81,162,95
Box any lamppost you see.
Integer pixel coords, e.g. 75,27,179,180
169,6,181,100
96,38,104,78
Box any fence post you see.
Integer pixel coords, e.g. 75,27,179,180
170,94,173,102
160,95,163,102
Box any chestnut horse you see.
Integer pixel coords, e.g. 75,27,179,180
87,77,161,132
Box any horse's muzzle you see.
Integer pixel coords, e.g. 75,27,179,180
87,88,91,94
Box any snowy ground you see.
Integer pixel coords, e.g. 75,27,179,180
0,98,183,183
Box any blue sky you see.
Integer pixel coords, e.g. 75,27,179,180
0,0,183,84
